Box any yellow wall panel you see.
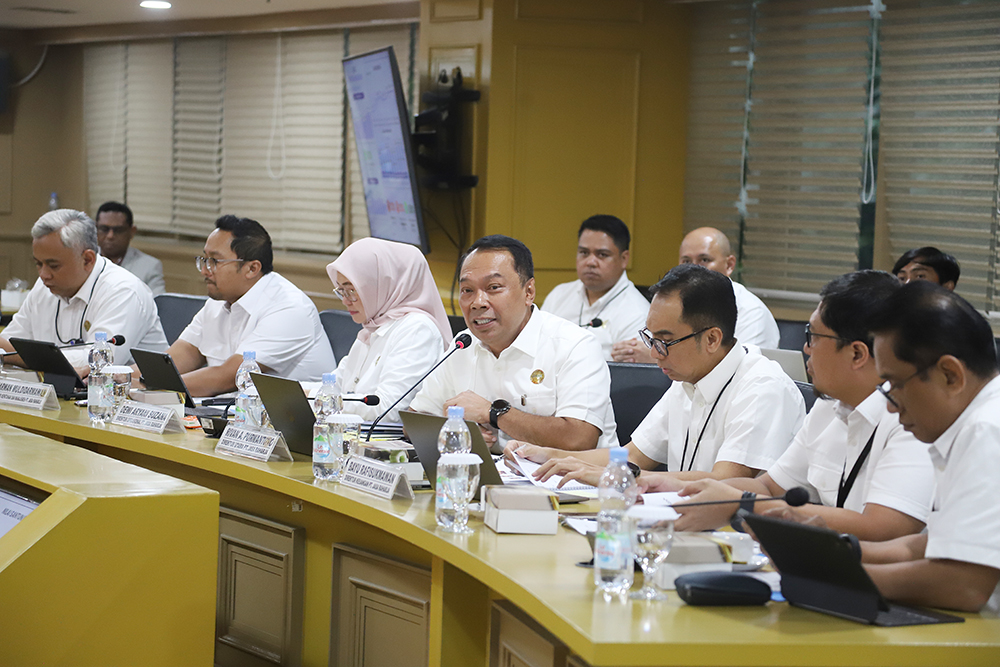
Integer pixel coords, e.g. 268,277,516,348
509,45,639,271
516,0,643,24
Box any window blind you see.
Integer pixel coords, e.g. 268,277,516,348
125,41,174,232
880,0,1000,311
172,38,225,239
344,25,418,244
83,43,126,210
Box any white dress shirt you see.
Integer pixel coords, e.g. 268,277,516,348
118,246,165,296
923,376,1000,612
410,306,618,448
541,271,650,360
767,390,934,519
732,280,780,349
631,344,804,471
178,271,336,382
4,256,168,367
336,312,447,423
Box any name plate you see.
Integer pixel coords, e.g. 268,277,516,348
340,456,414,501
0,379,59,411
111,400,184,434
215,423,293,462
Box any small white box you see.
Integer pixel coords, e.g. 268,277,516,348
483,486,559,535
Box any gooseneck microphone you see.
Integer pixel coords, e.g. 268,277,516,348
344,395,380,406
365,333,473,441
665,486,810,510
1,334,126,356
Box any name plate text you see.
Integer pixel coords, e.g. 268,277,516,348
340,456,414,500
0,379,59,411
215,424,292,462
112,400,183,434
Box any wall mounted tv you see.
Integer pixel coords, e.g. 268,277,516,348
343,46,430,253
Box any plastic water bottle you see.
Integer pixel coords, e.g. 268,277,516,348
594,448,638,599
87,332,114,423
234,351,264,427
48,192,58,211
435,405,472,529
313,373,342,481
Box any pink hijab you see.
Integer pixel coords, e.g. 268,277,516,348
326,237,451,345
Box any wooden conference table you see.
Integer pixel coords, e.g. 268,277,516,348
1,400,998,667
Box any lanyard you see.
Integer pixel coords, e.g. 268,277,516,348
54,259,105,345
578,284,629,327
677,370,739,472
837,426,878,508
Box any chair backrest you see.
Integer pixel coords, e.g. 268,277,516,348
448,315,466,337
608,362,672,447
319,309,363,364
794,380,818,413
776,319,807,351
154,293,208,345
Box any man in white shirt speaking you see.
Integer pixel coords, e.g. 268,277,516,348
409,235,617,451
541,215,650,361
0,209,168,369
511,263,804,483
165,215,336,396
657,270,935,542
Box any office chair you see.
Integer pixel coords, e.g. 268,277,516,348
154,293,208,345
776,319,808,351
794,380,818,413
608,361,672,447
319,309,363,364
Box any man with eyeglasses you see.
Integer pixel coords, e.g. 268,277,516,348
853,281,1000,612
162,215,335,396
650,271,935,542
95,201,165,296
509,263,803,481
0,209,168,369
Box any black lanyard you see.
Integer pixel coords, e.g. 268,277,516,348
54,259,105,345
837,426,878,508
577,284,629,327
676,370,739,472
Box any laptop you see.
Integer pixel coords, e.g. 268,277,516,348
131,348,198,409
9,337,86,398
400,410,585,503
251,372,315,457
743,512,964,626
760,348,809,383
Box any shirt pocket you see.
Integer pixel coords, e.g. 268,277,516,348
521,387,558,417
806,463,843,506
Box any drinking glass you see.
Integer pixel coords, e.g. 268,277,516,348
106,365,135,414
627,506,676,601
438,453,482,534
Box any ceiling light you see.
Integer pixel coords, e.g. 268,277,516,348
139,1,172,9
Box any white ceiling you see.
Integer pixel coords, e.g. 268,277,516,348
0,0,402,29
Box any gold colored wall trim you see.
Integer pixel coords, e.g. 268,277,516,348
429,0,483,23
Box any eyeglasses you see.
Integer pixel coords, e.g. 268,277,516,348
333,286,360,302
195,256,244,273
638,327,709,357
877,365,932,409
804,322,852,348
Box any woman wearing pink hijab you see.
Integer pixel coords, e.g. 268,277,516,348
326,237,451,422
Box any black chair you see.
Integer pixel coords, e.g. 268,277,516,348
794,380,818,413
776,319,807,351
448,315,466,337
319,309,363,364
608,362,672,447
154,293,208,345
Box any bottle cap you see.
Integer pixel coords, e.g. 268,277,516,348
322,372,336,384
242,350,256,361
447,405,465,420
608,448,628,464
94,331,108,342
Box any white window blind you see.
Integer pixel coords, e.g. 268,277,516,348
125,41,174,232
345,26,418,243
221,32,346,254
880,0,1000,311
83,43,126,209
172,38,225,239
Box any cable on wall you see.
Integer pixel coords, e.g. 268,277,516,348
860,0,885,205
266,33,287,180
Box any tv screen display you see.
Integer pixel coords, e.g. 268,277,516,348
343,47,429,253
0,484,40,540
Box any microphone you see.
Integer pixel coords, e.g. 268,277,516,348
365,332,473,441
665,486,810,510
583,318,603,328
54,334,126,349
344,394,380,406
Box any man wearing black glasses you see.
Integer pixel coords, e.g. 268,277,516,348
163,215,335,396
657,271,935,543
510,264,804,483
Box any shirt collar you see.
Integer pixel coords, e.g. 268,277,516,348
686,343,746,403
230,272,275,316
833,388,885,427
473,304,540,359
930,375,1000,463
65,255,108,306
578,271,632,308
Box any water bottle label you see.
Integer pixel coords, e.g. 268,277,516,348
435,479,453,510
594,531,631,571
88,376,113,408
313,433,332,462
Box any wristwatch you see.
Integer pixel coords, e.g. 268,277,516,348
490,399,512,428
730,491,756,533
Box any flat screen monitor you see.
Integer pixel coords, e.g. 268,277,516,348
0,476,46,540
343,46,429,253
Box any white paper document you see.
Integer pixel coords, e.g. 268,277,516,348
511,454,596,493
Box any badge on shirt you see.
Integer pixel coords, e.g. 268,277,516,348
84,320,92,332
530,369,544,384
